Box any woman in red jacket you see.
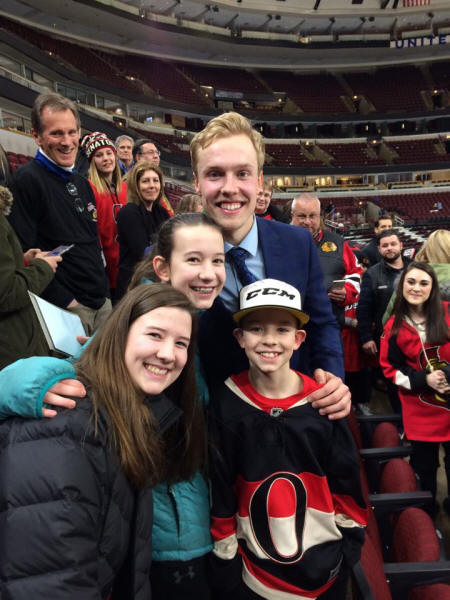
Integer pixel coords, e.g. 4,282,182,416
380,262,450,516
86,131,127,300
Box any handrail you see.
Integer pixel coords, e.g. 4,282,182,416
0,65,45,93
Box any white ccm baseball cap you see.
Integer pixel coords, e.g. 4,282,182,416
233,278,309,327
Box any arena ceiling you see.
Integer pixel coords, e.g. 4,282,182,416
2,0,450,68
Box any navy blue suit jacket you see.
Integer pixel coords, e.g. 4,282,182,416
198,218,344,387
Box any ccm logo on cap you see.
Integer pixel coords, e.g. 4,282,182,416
246,287,296,301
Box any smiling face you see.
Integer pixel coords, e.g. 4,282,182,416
138,142,160,166
154,224,225,310
234,308,305,376
124,306,191,395
138,169,161,210
402,267,433,310
255,187,271,214
93,147,116,179
194,134,263,245
33,107,79,167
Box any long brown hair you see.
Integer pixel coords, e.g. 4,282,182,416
391,262,449,345
129,212,222,290
127,161,164,208
76,283,204,489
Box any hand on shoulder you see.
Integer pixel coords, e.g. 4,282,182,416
309,369,351,420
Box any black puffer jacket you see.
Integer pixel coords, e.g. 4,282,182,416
0,395,163,600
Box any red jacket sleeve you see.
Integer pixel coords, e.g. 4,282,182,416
342,242,363,306
380,317,428,392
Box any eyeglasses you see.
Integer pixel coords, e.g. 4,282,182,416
140,150,160,157
292,213,320,220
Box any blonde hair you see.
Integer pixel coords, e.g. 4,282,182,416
415,229,450,264
190,112,265,174
127,162,164,207
175,194,202,214
262,179,273,194
88,156,123,195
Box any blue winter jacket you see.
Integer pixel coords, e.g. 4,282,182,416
0,353,213,563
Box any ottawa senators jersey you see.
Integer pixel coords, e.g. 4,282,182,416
209,371,367,600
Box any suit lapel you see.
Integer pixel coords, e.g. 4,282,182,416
257,218,287,281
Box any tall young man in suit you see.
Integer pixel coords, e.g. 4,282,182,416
23,113,350,419
191,112,350,417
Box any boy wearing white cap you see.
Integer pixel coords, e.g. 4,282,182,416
209,279,367,600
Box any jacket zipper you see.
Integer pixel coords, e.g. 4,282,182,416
168,484,180,536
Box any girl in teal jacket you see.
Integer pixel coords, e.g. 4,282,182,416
0,213,226,599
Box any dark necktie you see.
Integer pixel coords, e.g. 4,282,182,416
228,247,257,287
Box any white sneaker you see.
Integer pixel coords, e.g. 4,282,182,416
357,403,373,416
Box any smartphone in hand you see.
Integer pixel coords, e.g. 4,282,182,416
46,244,74,257
329,279,345,291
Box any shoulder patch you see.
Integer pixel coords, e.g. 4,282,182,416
321,241,337,253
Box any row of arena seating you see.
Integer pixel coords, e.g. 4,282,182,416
6,153,449,224
265,139,450,168
1,17,449,115
6,151,33,172
272,194,449,233
99,124,450,167
111,126,450,167
346,409,450,599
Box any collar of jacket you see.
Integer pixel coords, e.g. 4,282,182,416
147,393,183,434
34,149,75,179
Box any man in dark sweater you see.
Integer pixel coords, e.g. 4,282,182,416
360,215,393,268
357,229,408,412
8,92,110,335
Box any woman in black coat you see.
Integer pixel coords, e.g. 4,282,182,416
116,162,169,300
0,284,204,599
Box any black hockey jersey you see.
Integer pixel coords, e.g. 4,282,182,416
209,371,367,600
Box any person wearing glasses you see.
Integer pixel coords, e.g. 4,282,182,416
8,92,111,335
290,194,362,329
132,138,174,216
85,132,128,302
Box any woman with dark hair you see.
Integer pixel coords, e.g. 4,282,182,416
0,212,226,599
382,228,450,324
116,161,169,300
380,261,450,516
0,283,204,598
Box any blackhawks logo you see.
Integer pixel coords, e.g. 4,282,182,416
321,241,337,253
418,346,449,410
